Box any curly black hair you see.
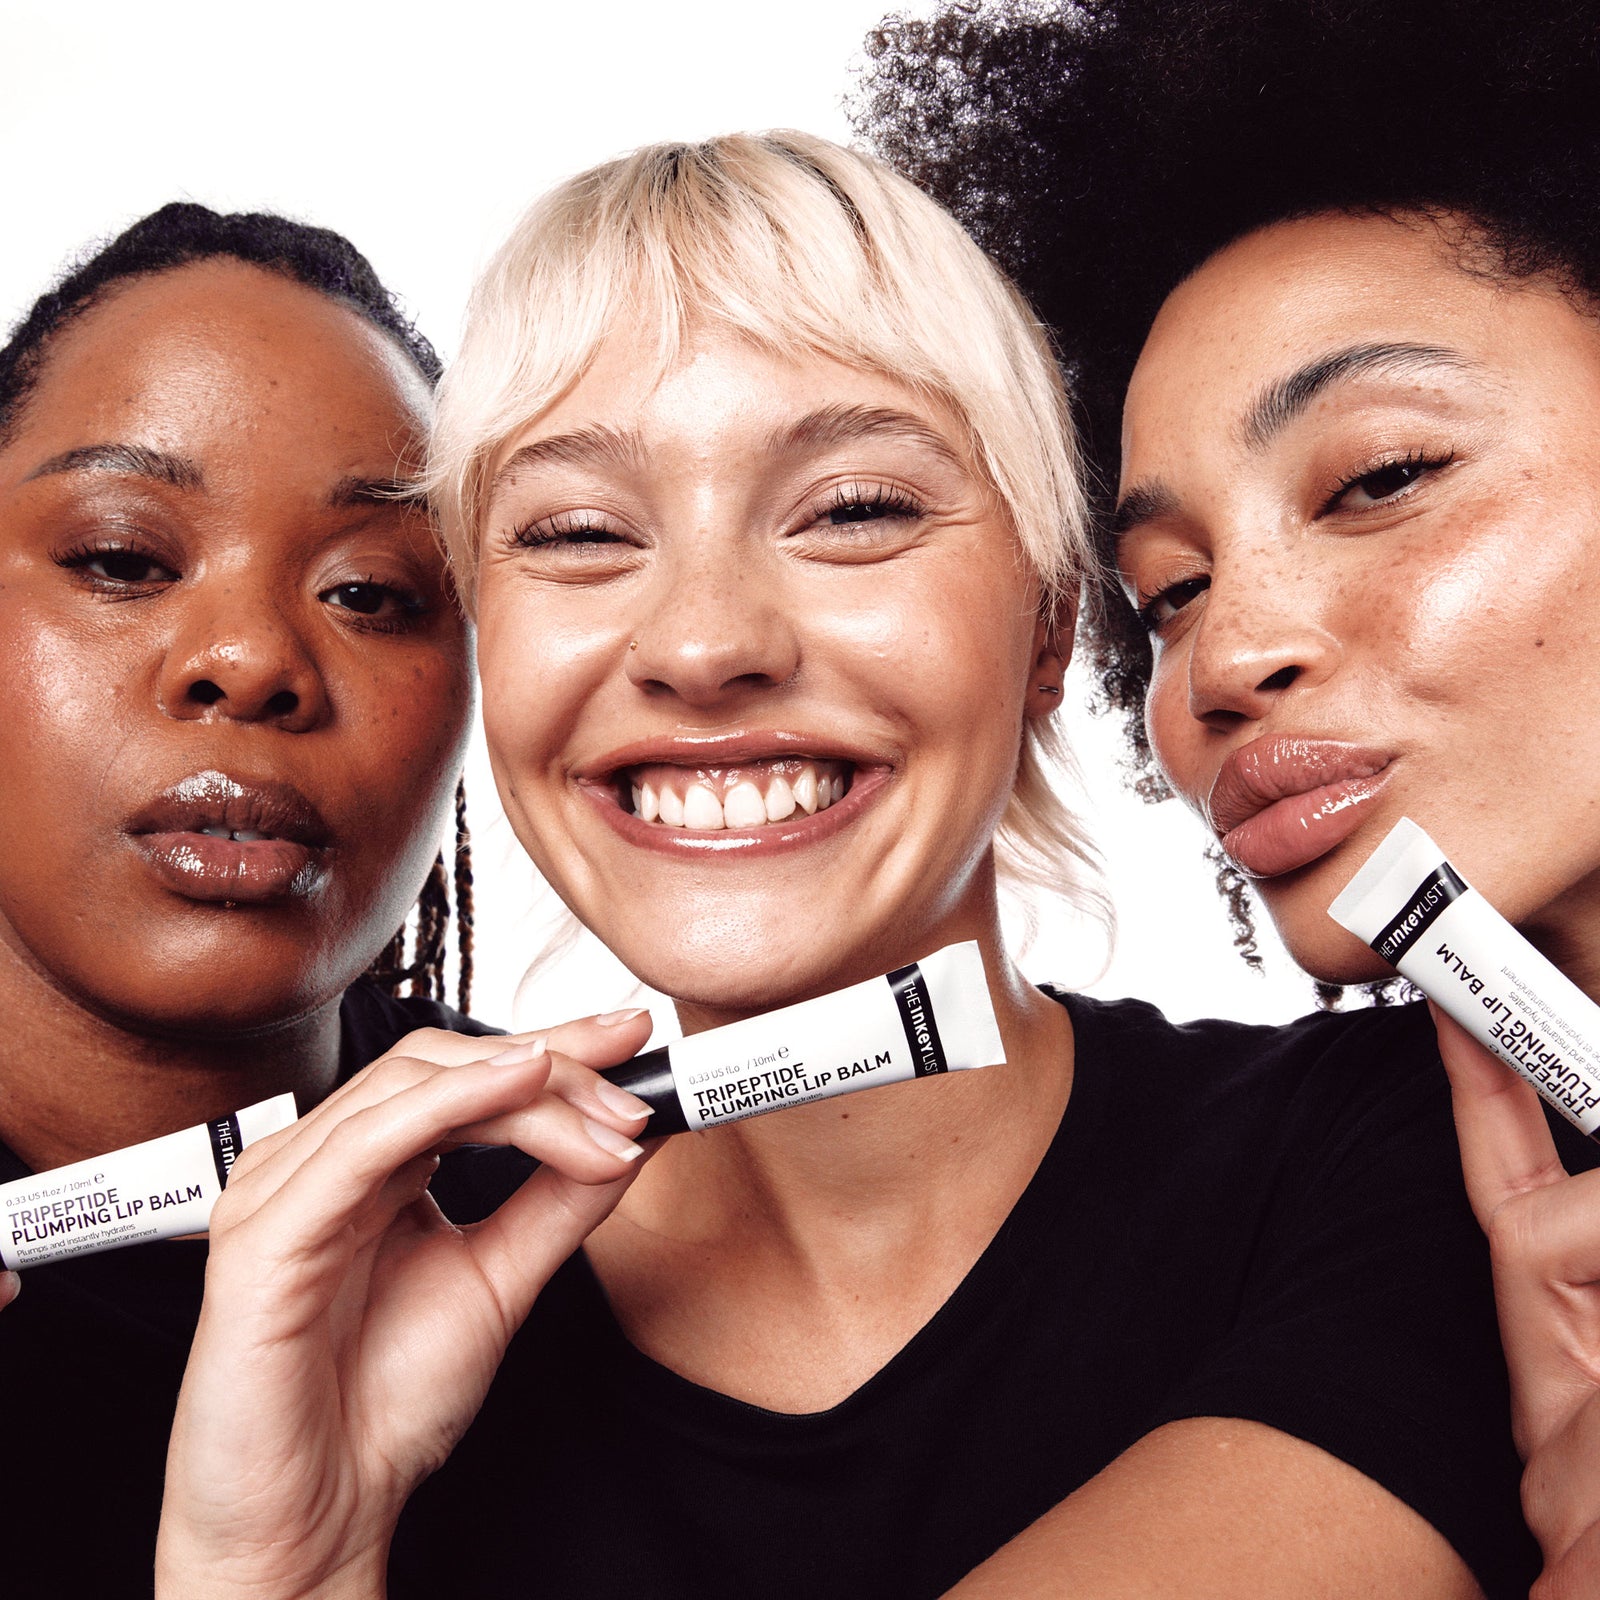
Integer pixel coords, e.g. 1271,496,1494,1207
856,0,1600,981
856,0,1600,766
2,202,472,1009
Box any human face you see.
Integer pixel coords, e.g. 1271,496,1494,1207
0,260,471,1033
1119,212,1600,983
476,329,1056,1019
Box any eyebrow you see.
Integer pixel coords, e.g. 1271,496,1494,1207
767,403,967,469
23,442,203,490
1113,341,1481,542
1239,341,1476,449
491,425,648,498
328,473,429,510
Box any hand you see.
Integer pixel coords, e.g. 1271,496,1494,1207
1430,1005,1600,1598
0,1269,16,1313
155,1011,657,1600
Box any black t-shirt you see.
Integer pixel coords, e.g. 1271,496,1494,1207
0,982,516,1600
395,993,1595,1600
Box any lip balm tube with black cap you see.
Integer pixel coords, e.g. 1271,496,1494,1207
1329,816,1600,1139
600,940,1005,1134
0,1093,299,1270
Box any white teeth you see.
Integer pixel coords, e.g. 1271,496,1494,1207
232,830,269,843
764,775,796,822
830,775,846,806
200,826,231,839
199,826,270,842
658,786,686,827
723,781,767,830
635,781,659,823
793,768,819,814
683,786,725,830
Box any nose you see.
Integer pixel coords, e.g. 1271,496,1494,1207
626,551,801,708
157,582,329,731
1184,563,1341,727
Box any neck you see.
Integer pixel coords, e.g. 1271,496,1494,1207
0,940,343,1174
619,913,1074,1261
1523,875,1600,1002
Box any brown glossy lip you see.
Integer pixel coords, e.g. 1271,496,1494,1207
123,769,332,847
1205,737,1393,838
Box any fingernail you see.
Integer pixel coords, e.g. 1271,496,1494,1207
596,1007,649,1027
582,1117,644,1161
486,1037,548,1066
595,1079,654,1120
0,1270,19,1307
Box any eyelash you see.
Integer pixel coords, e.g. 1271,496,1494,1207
508,509,623,550
810,481,924,529
56,538,177,595
1320,448,1457,514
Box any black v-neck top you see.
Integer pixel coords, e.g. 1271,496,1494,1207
393,992,1590,1600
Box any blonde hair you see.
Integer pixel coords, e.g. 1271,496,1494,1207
432,131,1107,925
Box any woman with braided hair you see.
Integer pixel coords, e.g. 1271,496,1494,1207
0,204,653,1598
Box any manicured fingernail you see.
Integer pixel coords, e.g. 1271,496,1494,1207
486,1037,548,1066
596,1007,649,1027
582,1118,644,1160
595,1079,654,1120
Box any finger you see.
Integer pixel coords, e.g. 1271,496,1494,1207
454,1044,654,1138
1524,1390,1600,1562
217,1054,644,1278
0,1269,18,1311
1430,1003,1570,1230
465,1161,644,1329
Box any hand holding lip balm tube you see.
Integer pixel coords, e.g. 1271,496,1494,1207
1331,818,1600,1584
155,948,1000,1600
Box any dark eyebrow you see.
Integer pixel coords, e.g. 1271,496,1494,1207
1110,482,1181,540
768,403,966,469
1240,341,1476,449
491,425,648,498
328,474,429,510
23,443,203,490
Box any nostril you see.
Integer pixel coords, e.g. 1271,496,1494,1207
265,689,299,717
188,680,225,706
1257,665,1299,692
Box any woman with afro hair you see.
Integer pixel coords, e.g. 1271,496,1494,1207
861,0,1600,1591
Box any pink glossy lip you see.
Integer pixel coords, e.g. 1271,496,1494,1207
123,770,332,904
575,731,893,859
1206,737,1394,879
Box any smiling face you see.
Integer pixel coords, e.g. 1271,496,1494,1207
1118,211,1600,982
0,259,471,1033
476,328,1058,1019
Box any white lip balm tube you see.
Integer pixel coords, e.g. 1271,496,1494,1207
1330,817,1600,1138
600,941,1005,1135
0,1094,299,1270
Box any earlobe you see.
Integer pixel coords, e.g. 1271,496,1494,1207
1025,612,1071,717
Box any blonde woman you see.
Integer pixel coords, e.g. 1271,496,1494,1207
157,136,1524,1599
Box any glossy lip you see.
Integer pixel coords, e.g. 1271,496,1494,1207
1206,737,1395,880
574,730,894,859
123,769,333,904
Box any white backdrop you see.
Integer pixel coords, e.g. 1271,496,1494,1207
4,0,1316,1034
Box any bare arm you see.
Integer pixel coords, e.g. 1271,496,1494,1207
945,1417,1482,1600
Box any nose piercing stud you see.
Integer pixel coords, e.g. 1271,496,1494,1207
628,640,638,651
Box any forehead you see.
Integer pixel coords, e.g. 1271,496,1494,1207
8,260,431,462
494,323,968,476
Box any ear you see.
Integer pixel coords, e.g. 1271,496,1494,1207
1024,594,1076,719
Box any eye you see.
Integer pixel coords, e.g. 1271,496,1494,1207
319,579,427,627
1324,451,1455,514
57,541,179,592
813,482,924,530
1136,575,1209,635
509,511,629,551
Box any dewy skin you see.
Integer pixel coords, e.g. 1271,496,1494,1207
601,941,1005,1134
0,1094,298,1270
1330,817,1600,1137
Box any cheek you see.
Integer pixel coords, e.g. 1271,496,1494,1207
1143,651,1203,805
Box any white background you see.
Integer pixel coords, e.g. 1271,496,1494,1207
4,0,1316,1034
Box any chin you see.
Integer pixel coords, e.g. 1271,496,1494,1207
1262,892,1397,988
